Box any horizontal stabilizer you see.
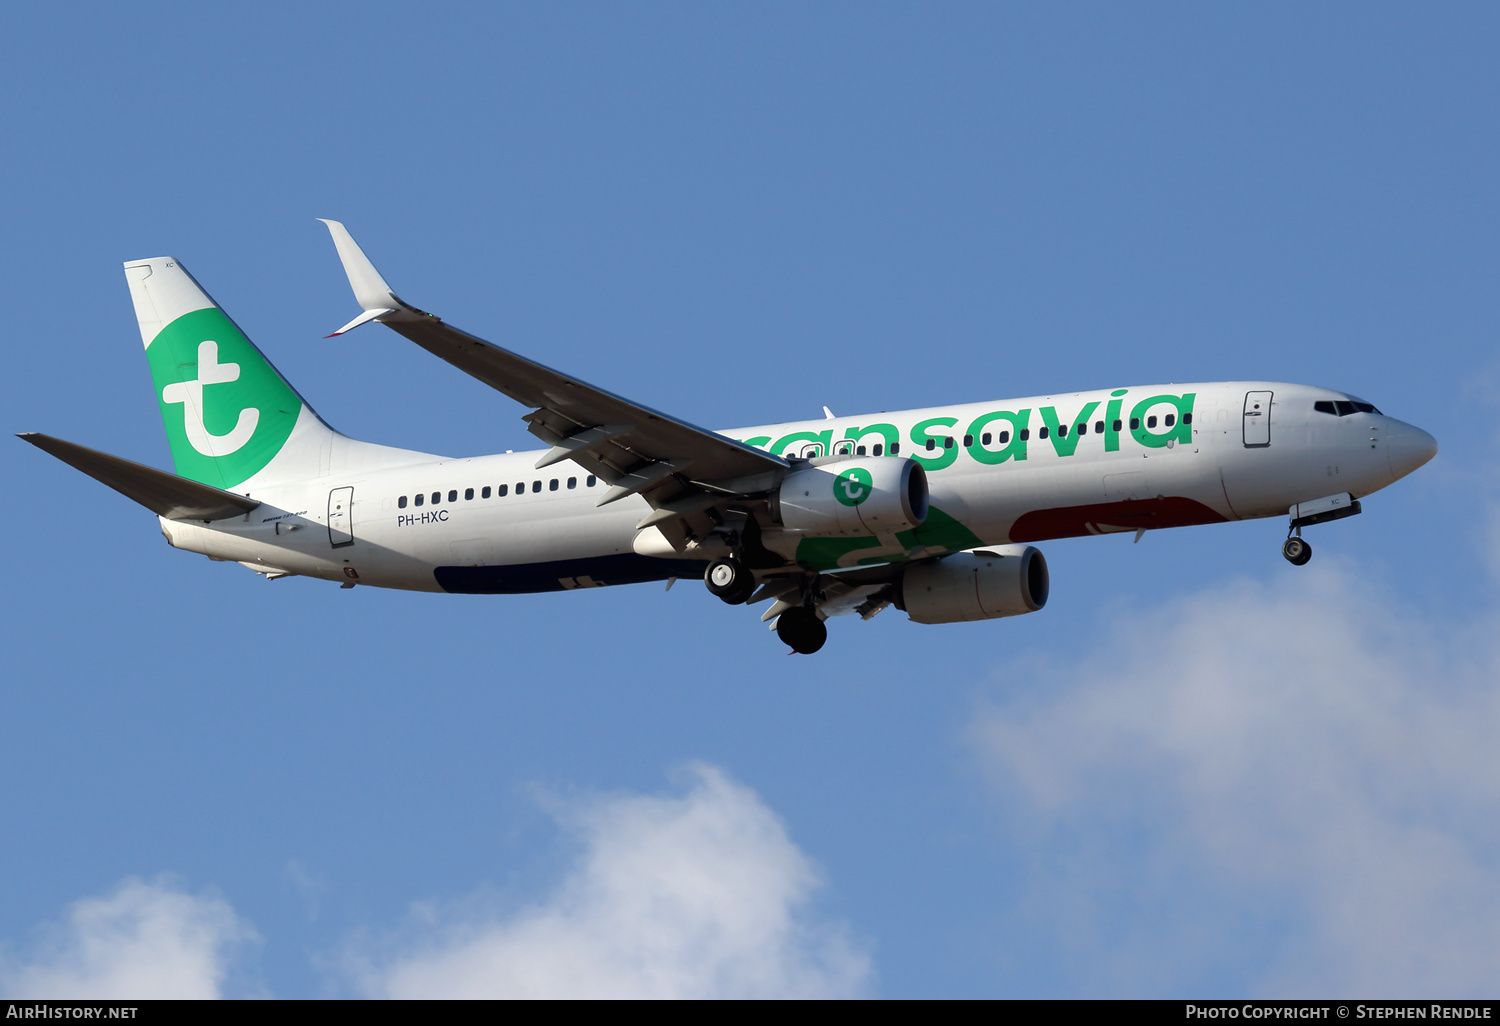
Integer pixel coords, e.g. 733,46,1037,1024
18,433,261,521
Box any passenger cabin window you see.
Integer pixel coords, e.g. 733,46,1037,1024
1129,418,1139,430
1095,420,1104,433
1076,423,1085,435
464,488,474,500
448,490,458,502
532,481,542,493
587,475,597,487
431,492,440,504
398,496,407,508
926,439,936,451
1164,414,1175,427
1039,427,1049,439
1146,416,1157,428
516,482,524,494
1184,413,1193,424
890,442,900,455
944,437,954,449
482,486,491,498
414,494,424,507
872,443,883,456
1019,429,1029,441
963,434,974,447
856,445,866,455
1113,419,1123,432
568,477,577,489
549,479,559,491
498,484,508,496
1057,425,1067,437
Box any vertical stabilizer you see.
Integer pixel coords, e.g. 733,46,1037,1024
125,258,330,490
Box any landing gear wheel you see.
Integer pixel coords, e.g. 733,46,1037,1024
1282,537,1312,566
776,607,827,654
705,558,755,604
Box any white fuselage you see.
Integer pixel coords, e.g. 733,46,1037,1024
157,381,1435,593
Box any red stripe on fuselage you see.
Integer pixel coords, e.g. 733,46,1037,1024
1009,497,1228,543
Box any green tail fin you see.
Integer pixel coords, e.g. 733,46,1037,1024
125,258,313,490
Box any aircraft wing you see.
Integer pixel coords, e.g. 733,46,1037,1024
318,221,788,530
18,433,260,521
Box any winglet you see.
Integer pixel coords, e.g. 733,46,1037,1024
326,307,394,338
317,219,414,334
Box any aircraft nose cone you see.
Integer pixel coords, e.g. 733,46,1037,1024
1386,420,1438,481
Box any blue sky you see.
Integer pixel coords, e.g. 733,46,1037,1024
2,3,1497,998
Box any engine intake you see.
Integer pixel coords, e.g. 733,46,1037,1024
897,545,1049,624
770,457,928,537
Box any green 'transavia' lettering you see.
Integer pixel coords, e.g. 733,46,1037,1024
1130,393,1196,448
771,429,833,457
966,409,1030,465
1039,401,1101,458
909,416,959,471
843,423,898,454
735,388,1196,468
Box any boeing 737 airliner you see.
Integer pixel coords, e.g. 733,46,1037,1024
20,221,1438,653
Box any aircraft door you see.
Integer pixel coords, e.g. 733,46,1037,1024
1243,391,1273,448
328,486,354,547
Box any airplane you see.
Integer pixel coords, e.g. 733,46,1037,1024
19,221,1439,654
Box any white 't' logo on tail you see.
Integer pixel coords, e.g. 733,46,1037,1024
161,340,260,456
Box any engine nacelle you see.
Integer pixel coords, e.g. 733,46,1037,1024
897,545,1049,624
770,457,928,537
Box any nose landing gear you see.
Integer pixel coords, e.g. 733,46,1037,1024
1281,492,1361,566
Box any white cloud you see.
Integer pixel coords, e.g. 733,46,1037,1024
1,877,260,999
342,763,871,999
973,559,1500,997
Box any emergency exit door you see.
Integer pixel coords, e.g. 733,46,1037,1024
328,487,354,547
1243,391,1273,448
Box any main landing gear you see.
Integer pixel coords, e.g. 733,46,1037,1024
1282,535,1312,566
775,606,828,655
704,557,756,605
702,553,827,654
702,549,834,654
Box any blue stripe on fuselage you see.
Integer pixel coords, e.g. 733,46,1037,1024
434,554,709,595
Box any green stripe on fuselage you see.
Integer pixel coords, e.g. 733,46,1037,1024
793,505,983,571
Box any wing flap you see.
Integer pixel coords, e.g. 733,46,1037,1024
19,433,260,521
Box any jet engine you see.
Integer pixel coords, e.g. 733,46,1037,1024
769,457,928,537
896,546,1049,624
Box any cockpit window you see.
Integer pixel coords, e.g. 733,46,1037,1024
1315,400,1383,417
